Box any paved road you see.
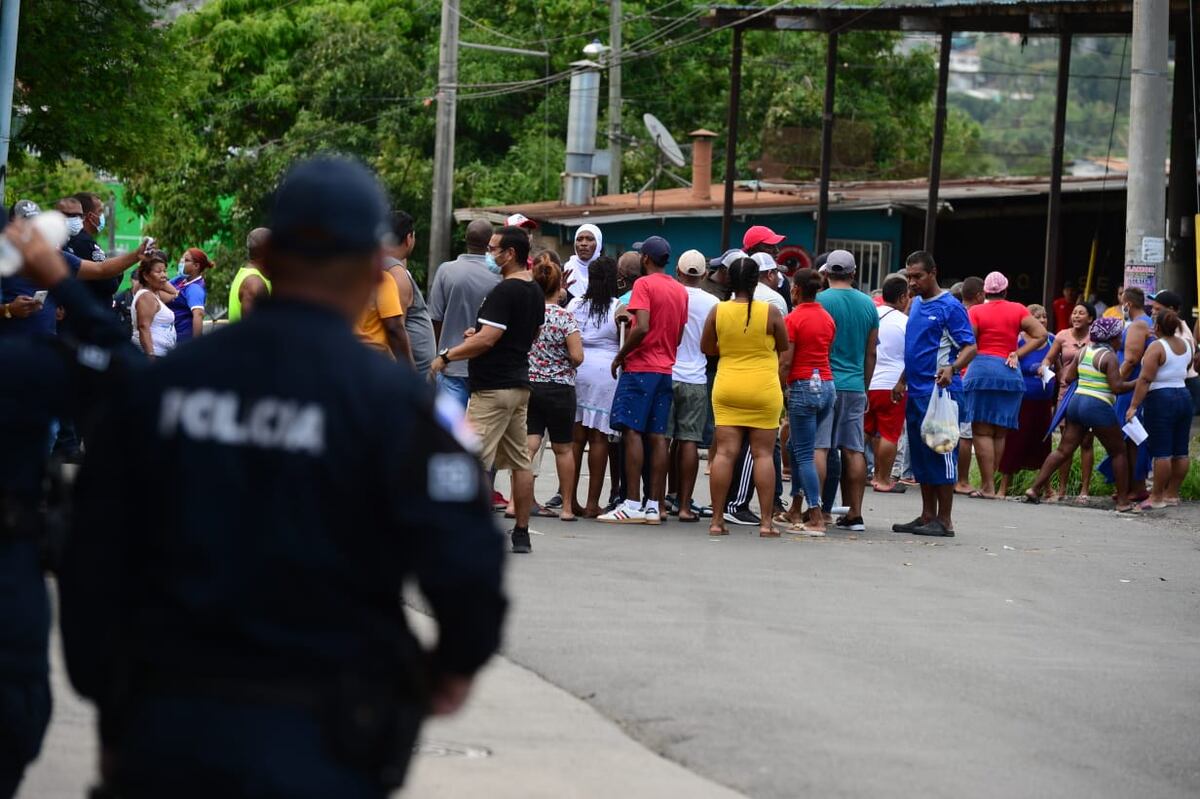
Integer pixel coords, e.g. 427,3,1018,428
20,472,1200,798
498,477,1200,799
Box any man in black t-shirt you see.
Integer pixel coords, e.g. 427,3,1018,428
431,225,544,553
67,191,121,311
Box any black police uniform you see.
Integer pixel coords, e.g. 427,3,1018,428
0,275,138,798
59,297,507,798
65,230,119,310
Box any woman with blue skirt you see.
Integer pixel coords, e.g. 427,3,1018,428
963,272,1048,497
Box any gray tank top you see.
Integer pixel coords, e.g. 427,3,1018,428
390,261,436,375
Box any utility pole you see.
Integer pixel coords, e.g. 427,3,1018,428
607,0,622,195
428,0,460,287
1123,0,1170,290
0,0,21,203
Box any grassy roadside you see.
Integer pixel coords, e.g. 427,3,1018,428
973,428,1200,500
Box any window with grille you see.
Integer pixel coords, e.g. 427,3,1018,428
827,239,893,294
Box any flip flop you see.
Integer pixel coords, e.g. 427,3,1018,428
965,490,985,499
787,523,826,537
954,487,975,496
873,482,907,494
559,515,578,523
532,505,558,518
772,511,791,525
677,514,700,523
1115,505,1136,514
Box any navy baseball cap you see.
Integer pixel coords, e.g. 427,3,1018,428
268,156,391,256
633,236,671,266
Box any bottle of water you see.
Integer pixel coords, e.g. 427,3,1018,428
809,368,821,392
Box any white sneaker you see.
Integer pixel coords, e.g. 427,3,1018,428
597,505,647,524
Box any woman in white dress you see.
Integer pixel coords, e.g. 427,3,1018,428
566,256,620,517
131,252,178,358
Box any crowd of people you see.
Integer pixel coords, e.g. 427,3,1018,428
3,193,1196,552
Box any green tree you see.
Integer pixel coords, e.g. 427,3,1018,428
14,1,182,175
132,0,993,297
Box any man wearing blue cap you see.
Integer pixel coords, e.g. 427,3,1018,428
599,236,688,524
59,156,507,797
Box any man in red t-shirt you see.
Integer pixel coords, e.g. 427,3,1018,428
1051,281,1077,333
599,236,688,525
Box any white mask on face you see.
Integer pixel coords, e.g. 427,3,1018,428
65,217,84,237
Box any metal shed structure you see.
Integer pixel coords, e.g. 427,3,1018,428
700,1,1196,306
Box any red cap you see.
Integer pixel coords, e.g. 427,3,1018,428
742,225,785,250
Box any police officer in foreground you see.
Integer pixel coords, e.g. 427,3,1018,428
58,156,508,798
0,211,140,798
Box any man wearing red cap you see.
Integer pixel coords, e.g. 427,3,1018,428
743,225,785,253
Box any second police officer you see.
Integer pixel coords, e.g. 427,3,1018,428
58,156,508,798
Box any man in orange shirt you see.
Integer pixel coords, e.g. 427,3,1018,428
355,270,412,363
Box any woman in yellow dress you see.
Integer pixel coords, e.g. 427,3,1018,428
701,257,788,537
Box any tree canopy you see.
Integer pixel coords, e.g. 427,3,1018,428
8,0,997,298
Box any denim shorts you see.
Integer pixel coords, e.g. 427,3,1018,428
831,390,868,453
611,371,674,435
1066,394,1118,429
1144,387,1193,459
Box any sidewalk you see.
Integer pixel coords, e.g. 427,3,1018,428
406,613,744,799
20,608,744,799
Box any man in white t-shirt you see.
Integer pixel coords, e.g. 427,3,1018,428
667,250,720,522
866,274,910,493
750,252,788,314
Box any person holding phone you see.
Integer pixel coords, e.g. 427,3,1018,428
0,200,145,339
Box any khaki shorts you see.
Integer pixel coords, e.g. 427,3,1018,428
468,387,532,471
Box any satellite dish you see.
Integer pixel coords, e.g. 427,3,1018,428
643,113,686,168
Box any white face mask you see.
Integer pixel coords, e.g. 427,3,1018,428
65,217,84,237
177,260,188,277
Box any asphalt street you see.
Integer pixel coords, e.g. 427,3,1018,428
498,476,1200,799
21,474,1200,799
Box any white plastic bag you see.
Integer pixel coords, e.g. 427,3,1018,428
921,386,959,454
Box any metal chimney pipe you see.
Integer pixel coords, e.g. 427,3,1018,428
690,129,717,201
564,60,601,206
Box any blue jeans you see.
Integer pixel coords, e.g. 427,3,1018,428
436,374,470,410
787,379,836,510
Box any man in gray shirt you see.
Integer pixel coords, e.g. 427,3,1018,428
427,218,499,408
384,210,436,377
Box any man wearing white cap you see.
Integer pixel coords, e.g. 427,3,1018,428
506,213,539,231
815,249,879,532
750,252,788,315
666,250,719,522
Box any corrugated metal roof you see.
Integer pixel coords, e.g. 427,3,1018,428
454,174,1126,227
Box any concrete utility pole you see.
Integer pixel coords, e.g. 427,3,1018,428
1123,0,1170,287
428,0,460,287
607,0,622,195
0,0,21,202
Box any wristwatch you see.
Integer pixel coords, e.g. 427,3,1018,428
437,348,452,365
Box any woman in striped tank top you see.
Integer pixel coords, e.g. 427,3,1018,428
1024,317,1137,511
